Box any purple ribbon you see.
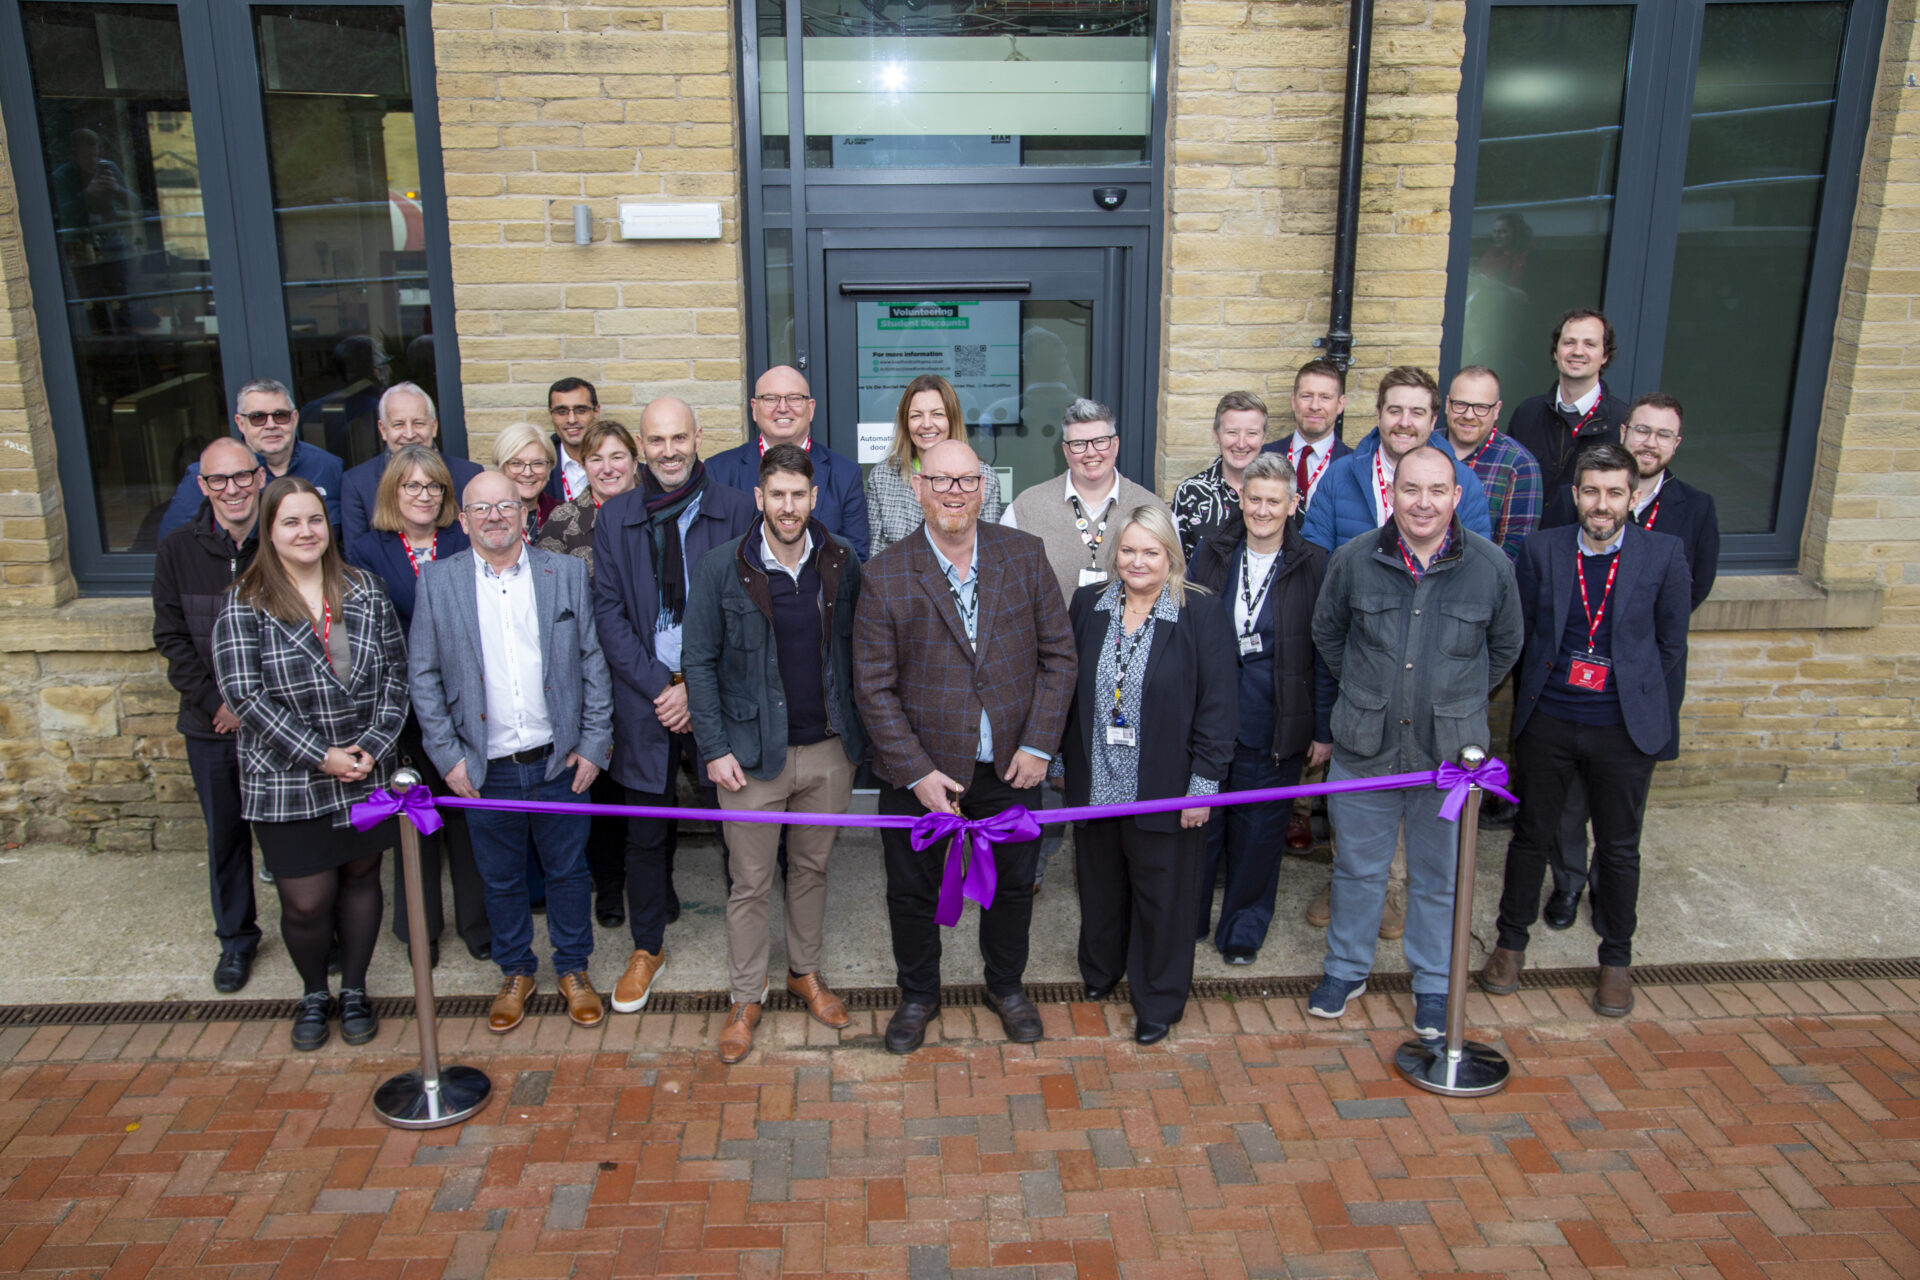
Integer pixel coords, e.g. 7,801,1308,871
1434,758,1517,821
910,805,1042,927
349,783,444,836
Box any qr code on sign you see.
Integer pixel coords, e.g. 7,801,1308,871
953,345,986,378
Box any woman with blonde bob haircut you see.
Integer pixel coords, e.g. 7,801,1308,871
1055,503,1238,1046
491,421,560,539
864,373,1003,555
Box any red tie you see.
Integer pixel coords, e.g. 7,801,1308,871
1295,444,1312,496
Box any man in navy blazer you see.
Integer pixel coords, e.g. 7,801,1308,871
706,366,870,560
1261,357,1355,524
1300,366,1492,553
592,397,756,1014
337,383,483,545
1480,442,1691,1019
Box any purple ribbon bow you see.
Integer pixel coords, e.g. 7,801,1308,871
1434,757,1517,822
349,784,444,836
911,805,1042,927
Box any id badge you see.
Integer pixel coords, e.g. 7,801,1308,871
1079,568,1109,587
1567,653,1612,692
1105,724,1138,747
1238,633,1263,656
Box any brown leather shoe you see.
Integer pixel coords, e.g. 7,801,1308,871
611,948,664,1014
1593,964,1635,1017
558,971,603,1027
1478,946,1524,996
1286,812,1313,850
488,974,536,1034
787,972,851,1029
1306,882,1332,928
1378,883,1407,940
717,1002,761,1064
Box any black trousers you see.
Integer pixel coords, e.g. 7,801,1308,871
390,722,490,952
1078,817,1203,1024
1549,775,1593,895
880,761,1040,1005
622,732,728,953
1496,712,1656,966
583,769,630,902
184,735,260,955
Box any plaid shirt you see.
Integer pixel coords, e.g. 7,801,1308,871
212,573,410,825
1458,430,1542,564
1171,456,1239,557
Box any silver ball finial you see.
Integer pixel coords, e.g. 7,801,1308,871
1459,745,1486,768
392,767,422,791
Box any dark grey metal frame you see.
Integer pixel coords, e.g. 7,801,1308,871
0,0,463,593
734,0,1172,485
1440,0,1887,573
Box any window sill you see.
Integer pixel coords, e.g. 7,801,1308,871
0,598,157,652
1693,575,1883,632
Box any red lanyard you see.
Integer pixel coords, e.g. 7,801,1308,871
1565,383,1606,439
314,600,332,652
1576,549,1620,652
1292,440,1331,493
1638,499,1660,531
1397,536,1424,581
759,435,812,454
401,531,436,577
562,467,580,502
1374,450,1394,523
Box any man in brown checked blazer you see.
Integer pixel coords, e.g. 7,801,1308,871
854,439,1078,1054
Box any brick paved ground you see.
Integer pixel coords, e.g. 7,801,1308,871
2,979,1917,1278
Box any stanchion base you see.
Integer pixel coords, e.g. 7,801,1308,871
373,1065,492,1129
1394,1038,1511,1097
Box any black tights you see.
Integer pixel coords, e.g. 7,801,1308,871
276,852,384,994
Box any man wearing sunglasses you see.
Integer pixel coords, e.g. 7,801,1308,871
706,365,871,560
1442,366,1541,564
157,378,345,538
337,383,484,545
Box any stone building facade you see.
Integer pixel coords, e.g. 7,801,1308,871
0,0,1914,850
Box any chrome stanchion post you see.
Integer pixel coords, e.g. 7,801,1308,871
1395,745,1512,1097
373,770,492,1128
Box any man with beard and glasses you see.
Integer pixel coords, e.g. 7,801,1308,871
593,397,755,1016
1480,442,1692,1019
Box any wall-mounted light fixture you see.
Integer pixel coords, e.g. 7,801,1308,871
573,205,592,245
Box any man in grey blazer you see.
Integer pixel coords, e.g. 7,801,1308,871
410,469,615,1034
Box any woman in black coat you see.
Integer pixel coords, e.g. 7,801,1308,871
1057,505,1237,1044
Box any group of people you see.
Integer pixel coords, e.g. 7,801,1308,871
151,303,1718,1059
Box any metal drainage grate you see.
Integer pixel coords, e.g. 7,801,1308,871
0,956,1915,1029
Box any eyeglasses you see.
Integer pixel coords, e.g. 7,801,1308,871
549,404,595,420
754,393,811,408
503,458,553,475
241,409,296,427
923,473,983,494
463,500,526,518
1446,398,1498,418
1624,423,1681,445
1063,434,1118,456
201,469,261,492
400,480,447,499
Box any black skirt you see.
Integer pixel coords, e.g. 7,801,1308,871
256,812,397,879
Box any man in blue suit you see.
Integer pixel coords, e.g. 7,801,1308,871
1479,442,1692,1019
337,382,483,545
1299,366,1492,553
158,378,344,537
593,397,757,1015
706,366,870,560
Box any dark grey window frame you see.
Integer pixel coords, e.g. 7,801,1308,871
0,0,463,595
734,0,1173,486
1440,0,1886,573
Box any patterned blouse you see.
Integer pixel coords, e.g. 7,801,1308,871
1073,581,1223,806
535,495,604,580
1171,456,1239,557
864,455,1006,557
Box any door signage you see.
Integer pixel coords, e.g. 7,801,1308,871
855,300,1020,426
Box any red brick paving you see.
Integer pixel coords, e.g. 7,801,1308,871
0,981,1917,1278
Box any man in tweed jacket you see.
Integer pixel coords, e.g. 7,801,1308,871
853,440,1077,1054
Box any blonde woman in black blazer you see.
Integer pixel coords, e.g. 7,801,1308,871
1057,505,1237,1044
213,477,409,1053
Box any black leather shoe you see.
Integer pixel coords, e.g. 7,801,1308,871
1134,1019,1171,1046
984,990,1044,1044
1084,982,1117,1001
213,950,254,994
1223,947,1257,966
1543,889,1580,931
1478,796,1517,829
290,992,331,1052
429,940,441,969
596,893,625,928
884,1001,940,1055
666,894,682,925
466,939,493,962
338,988,378,1046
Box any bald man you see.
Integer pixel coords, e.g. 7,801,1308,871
706,366,871,560
592,397,757,1015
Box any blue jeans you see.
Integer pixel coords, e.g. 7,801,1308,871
1323,758,1459,995
1200,745,1303,952
465,758,594,978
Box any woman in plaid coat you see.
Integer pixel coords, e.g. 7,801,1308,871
214,477,411,1052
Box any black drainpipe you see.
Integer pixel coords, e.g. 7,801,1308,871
1320,0,1374,374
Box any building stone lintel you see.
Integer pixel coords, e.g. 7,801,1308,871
1,597,156,652
1693,574,1883,633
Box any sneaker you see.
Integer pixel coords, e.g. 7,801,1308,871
611,948,665,1013
1305,882,1332,928
1412,994,1447,1039
1222,947,1257,966
258,865,275,884
290,991,332,1051
1307,975,1366,1019
338,988,378,1046
1378,883,1407,940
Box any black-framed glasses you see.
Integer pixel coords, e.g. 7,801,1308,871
400,480,447,498
1446,398,1498,418
242,409,296,427
753,393,812,408
463,499,526,518
923,473,984,494
201,469,261,492
549,404,596,419
1063,434,1118,455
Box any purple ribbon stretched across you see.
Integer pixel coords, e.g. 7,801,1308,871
1434,758,1517,821
910,805,1043,927
349,784,444,835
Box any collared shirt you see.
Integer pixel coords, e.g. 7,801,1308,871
925,528,994,764
474,550,552,759
1557,381,1603,418
1397,528,1453,582
1171,456,1240,556
557,450,589,504
1580,526,1627,556
998,470,1120,532
1632,470,1667,521
1456,429,1542,564
1232,546,1281,635
1371,450,1396,529
650,491,705,673
758,526,814,583
1290,433,1336,504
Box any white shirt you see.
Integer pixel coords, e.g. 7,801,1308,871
558,450,590,504
1233,547,1280,634
998,470,1120,531
1371,450,1396,529
1557,382,1603,418
1289,433,1336,503
474,550,552,759
759,526,813,583
1632,470,1667,519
